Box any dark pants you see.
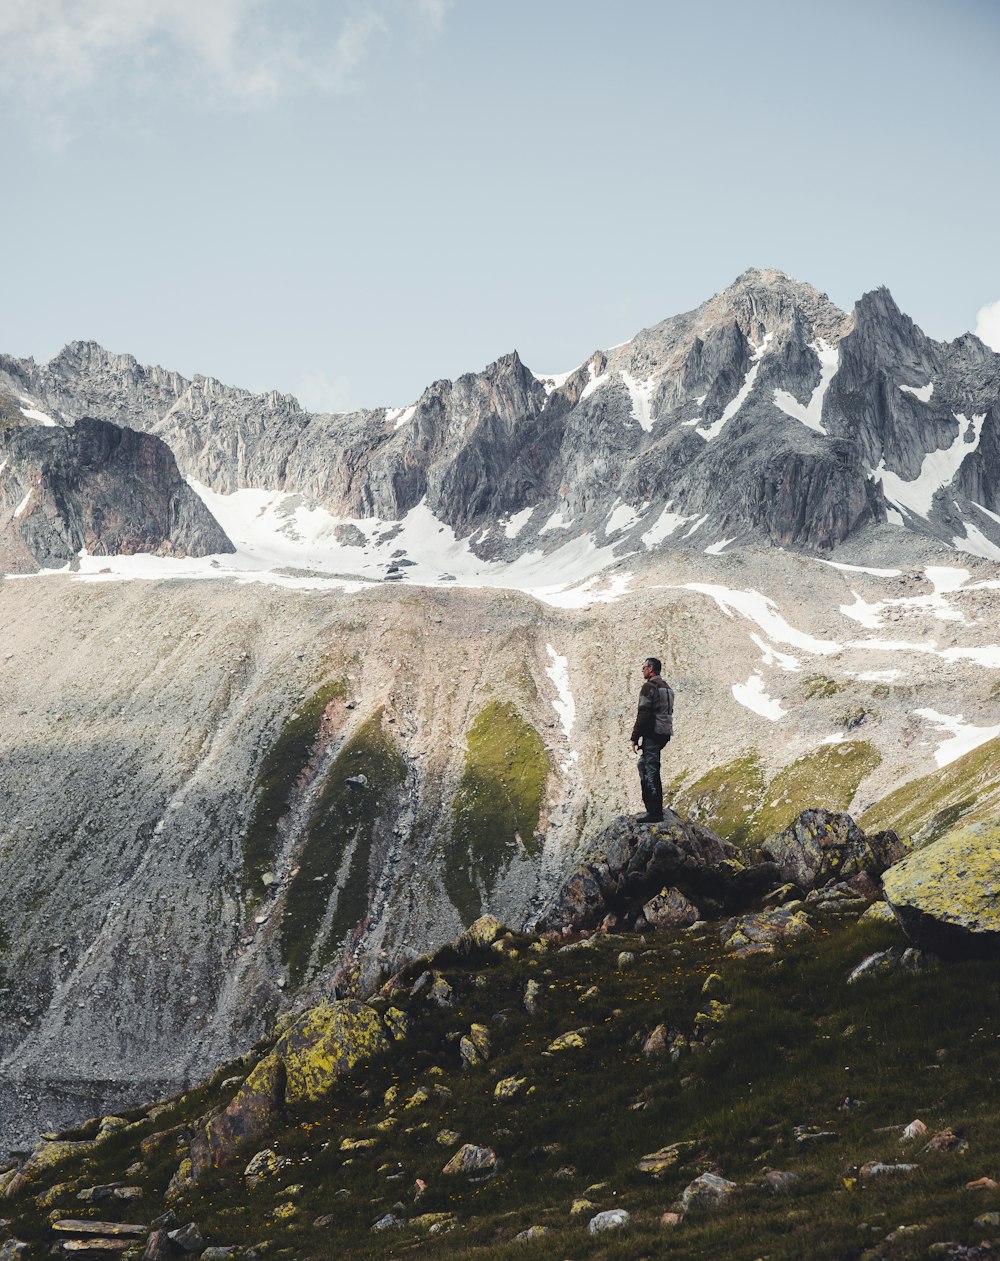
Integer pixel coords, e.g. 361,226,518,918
637,735,668,817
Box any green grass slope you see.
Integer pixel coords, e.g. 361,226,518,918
5,913,1000,1261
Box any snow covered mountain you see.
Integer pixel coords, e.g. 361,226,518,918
2,269,999,582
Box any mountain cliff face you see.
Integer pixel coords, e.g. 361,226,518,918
3,270,999,560
0,408,233,571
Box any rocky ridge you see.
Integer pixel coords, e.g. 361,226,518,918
2,269,998,563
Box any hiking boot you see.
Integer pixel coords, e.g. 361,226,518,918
634,812,664,824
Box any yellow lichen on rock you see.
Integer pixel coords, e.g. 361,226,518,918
546,1028,590,1052
883,822,1000,946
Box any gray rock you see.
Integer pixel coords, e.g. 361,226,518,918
587,1209,631,1234
761,810,907,890
167,1222,206,1252
681,1171,738,1208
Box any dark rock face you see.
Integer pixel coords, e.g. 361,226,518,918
0,416,233,570
535,810,782,934
5,268,998,559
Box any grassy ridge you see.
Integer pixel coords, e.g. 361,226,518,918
6,915,1000,1260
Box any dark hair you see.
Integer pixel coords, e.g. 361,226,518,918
645,657,662,674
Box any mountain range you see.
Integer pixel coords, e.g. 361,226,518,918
1,268,999,1159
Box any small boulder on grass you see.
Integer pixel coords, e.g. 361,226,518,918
680,1171,738,1209
588,1209,630,1234
441,1144,497,1177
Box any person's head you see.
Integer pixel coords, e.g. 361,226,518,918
643,656,661,678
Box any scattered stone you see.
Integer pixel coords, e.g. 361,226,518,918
340,1137,378,1151
794,1127,839,1147
455,914,503,952
644,886,700,929
243,1149,289,1189
52,1222,147,1238
0,1243,29,1261
552,1166,576,1180
459,1023,491,1068
701,972,726,998
859,1161,918,1178
202,1249,239,1260
660,1211,683,1227
638,1142,695,1177
694,999,730,1030
925,1129,969,1153
722,906,813,956
974,1213,1000,1229
371,1213,403,1231
546,1028,589,1052
681,1172,738,1208
642,1024,670,1057
617,951,636,967
435,1130,460,1147
966,1177,999,1191
902,1119,929,1141
167,1223,205,1253
523,980,542,1015
494,1076,528,1101
428,974,454,1007
763,1169,800,1194
862,901,897,924
513,1225,551,1241
441,1144,497,1177
412,1212,457,1232
587,1209,630,1234
345,775,368,791
848,946,934,983
570,1199,596,1216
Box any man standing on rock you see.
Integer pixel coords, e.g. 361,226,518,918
630,657,674,823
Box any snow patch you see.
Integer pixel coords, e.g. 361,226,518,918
854,669,900,682
606,504,641,535
874,412,986,518
914,707,1000,768
504,507,534,539
545,645,575,737
580,361,610,401
539,511,570,535
13,490,31,518
386,404,416,431
732,672,786,721
772,338,838,434
620,371,656,431
817,559,902,577
704,537,735,555
840,592,885,629
952,521,1000,562
675,583,842,655
750,633,800,672
19,405,58,426
533,367,575,395
641,504,693,548
697,333,772,442
899,381,934,403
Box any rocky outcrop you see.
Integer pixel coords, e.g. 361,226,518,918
882,821,1000,955
0,415,232,570
761,809,908,889
535,810,781,934
190,999,396,1175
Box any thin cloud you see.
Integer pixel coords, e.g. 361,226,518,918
975,300,1000,352
0,0,394,111
415,0,455,31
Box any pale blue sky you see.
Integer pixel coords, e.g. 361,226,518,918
1,0,997,413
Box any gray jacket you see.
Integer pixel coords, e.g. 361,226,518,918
631,674,674,742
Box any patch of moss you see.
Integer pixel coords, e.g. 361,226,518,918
673,752,766,848
443,702,549,924
800,674,846,700
861,733,1000,843
752,740,882,841
280,710,406,986
242,678,346,894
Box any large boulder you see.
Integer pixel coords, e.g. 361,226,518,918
760,809,907,890
536,810,781,933
883,822,1000,955
190,1000,391,1176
